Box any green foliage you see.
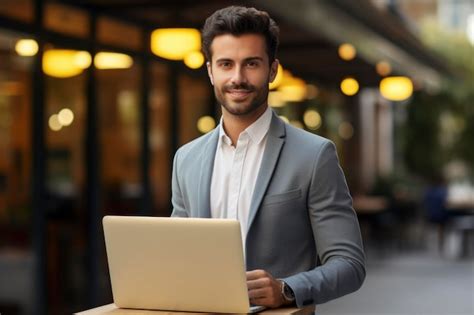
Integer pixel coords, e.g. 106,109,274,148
420,19,474,78
404,91,445,179
402,19,474,180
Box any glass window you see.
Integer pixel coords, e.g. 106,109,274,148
44,44,88,314
98,60,142,216
150,62,171,216
178,74,212,145
0,28,34,314
0,0,34,22
44,3,89,38
97,17,142,51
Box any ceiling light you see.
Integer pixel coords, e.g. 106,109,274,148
58,108,74,126
376,61,392,76
15,39,39,56
43,50,90,78
151,28,201,60
303,109,322,130
340,77,359,96
48,114,62,131
269,64,284,90
338,43,356,61
380,76,413,101
278,73,307,102
197,116,216,133
184,51,205,69
94,52,133,69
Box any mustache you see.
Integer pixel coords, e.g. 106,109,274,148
223,83,255,92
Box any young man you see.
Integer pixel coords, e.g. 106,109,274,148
171,6,365,308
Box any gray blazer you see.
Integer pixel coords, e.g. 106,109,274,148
171,111,365,307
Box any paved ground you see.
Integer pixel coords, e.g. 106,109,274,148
316,250,474,315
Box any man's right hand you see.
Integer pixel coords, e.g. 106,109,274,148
246,269,290,308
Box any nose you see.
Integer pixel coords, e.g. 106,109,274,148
230,65,247,86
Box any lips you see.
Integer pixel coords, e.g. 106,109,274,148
225,88,254,102
229,89,250,98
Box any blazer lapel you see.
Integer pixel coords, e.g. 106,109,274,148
247,112,286,231
197,128,219,218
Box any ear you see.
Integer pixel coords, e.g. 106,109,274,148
269,59,279,83
206,61,214,86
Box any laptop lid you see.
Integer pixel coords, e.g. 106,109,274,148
103,215,254,313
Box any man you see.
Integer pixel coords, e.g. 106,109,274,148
171,6,365,309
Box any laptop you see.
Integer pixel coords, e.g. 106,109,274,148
103,215,265,313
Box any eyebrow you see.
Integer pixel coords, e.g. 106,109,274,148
215,58,233,63
215,56,264,63
243,57,264,62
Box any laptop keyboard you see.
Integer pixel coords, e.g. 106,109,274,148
249,305,266,313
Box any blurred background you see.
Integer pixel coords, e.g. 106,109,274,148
0,0,473,314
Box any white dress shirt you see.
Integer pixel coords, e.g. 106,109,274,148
210,106,272,251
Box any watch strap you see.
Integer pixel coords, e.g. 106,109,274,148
280,280,295,302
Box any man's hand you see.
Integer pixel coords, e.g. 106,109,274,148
246,269,288,308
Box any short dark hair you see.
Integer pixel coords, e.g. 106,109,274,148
201,6,279,63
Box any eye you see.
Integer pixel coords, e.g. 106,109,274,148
246,60,259,68
218,61,232,69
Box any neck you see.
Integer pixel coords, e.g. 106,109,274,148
222,105,268,145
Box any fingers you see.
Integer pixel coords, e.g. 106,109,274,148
247,277,272,290
248,287,268,300
246,269,268,281
246,269,283,308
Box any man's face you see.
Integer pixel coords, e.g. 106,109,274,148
207,34,278,118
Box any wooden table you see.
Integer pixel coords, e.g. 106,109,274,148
352,195,388,215
76,303,316,315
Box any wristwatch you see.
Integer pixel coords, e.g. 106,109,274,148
280,280,295,303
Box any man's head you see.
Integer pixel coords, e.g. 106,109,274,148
202,6,279,64
202,6,280,119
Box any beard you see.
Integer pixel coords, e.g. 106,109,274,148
214,81,269,117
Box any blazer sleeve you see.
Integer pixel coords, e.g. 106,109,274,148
170,149,189,217
282,141,366,306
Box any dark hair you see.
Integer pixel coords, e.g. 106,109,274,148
201,6,279,63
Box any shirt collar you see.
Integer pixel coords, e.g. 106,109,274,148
218,106,272,146
218,118,232,146
244,106,272,144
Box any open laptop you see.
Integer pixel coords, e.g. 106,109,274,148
103,215,265,313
